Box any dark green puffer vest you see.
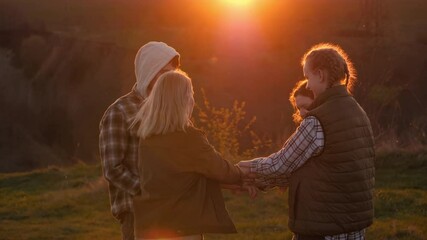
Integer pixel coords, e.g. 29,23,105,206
288,86,375,236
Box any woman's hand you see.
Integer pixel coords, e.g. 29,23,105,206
236,161,257,179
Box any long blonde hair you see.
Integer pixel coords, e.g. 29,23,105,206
131,70,194,139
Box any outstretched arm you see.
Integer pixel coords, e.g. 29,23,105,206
183,131,243,185
238,116,324,189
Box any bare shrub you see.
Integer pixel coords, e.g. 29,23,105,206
193,89,272,162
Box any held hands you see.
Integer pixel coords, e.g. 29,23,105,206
220,160,261,199
233,160,288,195
239,160,259,198
236,160,257,179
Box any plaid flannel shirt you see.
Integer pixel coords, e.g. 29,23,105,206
250,116,324,187
251,116,365,240
99,89,142,219
293,229,366,240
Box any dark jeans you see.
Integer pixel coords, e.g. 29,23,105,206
118,211,134,240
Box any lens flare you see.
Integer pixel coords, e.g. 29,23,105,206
221,0,255,8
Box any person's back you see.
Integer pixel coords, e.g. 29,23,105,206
289,43,375,238
99,41,180,240
134,127,239,238
130,70,244,240
288,85,375,235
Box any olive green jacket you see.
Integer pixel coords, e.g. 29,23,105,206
133,127,241,238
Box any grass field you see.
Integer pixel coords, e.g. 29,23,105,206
1,151,427,240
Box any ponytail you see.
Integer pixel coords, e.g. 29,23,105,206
301,43,356,93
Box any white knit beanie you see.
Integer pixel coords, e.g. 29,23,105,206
134,42,180,98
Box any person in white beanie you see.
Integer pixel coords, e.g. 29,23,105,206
99,42,180,240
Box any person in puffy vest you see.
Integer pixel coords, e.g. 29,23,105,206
239,43,375,240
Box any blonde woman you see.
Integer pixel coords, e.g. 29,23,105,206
131,70,253,240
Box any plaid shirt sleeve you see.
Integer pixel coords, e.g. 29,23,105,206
99,107,140,196
324,229,366,240
250,116,324,189
293,229,366,240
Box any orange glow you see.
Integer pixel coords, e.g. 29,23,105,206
214,0,267,61
221,0,255,9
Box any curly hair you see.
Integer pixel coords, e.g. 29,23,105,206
289,79,314,124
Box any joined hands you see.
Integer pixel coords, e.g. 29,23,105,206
221,160,260,198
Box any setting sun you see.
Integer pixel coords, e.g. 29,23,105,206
221,0,255,9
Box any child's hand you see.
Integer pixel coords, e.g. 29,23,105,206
242,184,259,199
236,161,258,179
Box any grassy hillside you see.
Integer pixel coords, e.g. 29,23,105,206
1,151,427,240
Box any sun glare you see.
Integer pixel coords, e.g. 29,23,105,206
221,0,255,9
